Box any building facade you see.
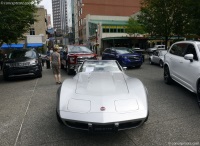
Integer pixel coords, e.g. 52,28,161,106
52,0,67,36
74,0,141,44
67,0,75,44
17,6,48,48
47,14,52,29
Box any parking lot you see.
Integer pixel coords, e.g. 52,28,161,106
0,59,200,146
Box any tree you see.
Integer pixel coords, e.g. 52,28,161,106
138,0,190,48
0,0,41,47
126,17,145,36
185,0,200,37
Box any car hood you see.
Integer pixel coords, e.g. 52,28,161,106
75,72,129,96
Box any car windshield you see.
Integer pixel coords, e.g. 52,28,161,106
160,50,167,56
80,60,122,72
115,47,134,54
69,46,92,53
9,50,37,59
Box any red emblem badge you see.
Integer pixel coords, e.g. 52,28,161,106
100,107,106,111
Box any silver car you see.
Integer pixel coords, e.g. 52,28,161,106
149,50,167,67
56,60,149,132
146,45,166,55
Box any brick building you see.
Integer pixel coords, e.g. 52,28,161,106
74,0,141,44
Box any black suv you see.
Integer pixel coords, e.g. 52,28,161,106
3,49,42,80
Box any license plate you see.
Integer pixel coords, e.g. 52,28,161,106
93,125,114,132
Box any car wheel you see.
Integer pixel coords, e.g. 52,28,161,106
159,60,163,68
36,70,42,78
61,63,64,69
196,82,200,108
3,74,9,81
56,110,64,125
135,65,141,68
149,59,153,65
164,66,172,84
67,65,74,75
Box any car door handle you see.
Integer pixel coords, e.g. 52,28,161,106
179,61,183,63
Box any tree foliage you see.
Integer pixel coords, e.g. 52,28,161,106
0,0,41,46
137,0,200,47
126,17,145,36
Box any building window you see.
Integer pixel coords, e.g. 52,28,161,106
80,8,82,14
80,19,82,25
30,28,35,35
103,28,109,33
78,10,80,16
118,29,125,33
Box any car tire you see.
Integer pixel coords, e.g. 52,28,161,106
135,65,141,68
149,59,153,65
3,74,9,81
164,66,172,84
56,110,64,125
67,65,73,75
196,82,200,108
159,60,163,68
36,70,42,78
61,63,64,69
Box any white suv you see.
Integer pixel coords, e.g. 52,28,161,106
164,41,200,107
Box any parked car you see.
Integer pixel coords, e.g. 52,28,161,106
61,45,97,75
164,41,200,107
146,45,165,55
102,47,143,68
3,48,42,80
56,60,149,132
132,47,145,62
149,50,167,67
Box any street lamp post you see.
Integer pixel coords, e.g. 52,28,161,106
95,29,97,54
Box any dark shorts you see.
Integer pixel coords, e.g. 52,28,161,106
52,63,60,74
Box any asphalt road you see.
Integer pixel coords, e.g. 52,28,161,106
0,60,200,146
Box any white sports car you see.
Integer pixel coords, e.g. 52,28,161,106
56,60,149,132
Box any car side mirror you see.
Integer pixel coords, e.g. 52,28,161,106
184,54,193,62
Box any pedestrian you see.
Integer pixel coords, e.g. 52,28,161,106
0,50,5,70
50,47,62,84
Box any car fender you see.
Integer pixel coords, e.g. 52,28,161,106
125,75,148,112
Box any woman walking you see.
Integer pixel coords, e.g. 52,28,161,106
50,47,62,84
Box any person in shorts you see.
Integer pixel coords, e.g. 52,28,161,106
50,47,62,84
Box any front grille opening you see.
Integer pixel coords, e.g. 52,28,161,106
119,121,142,129
65,121,88,130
